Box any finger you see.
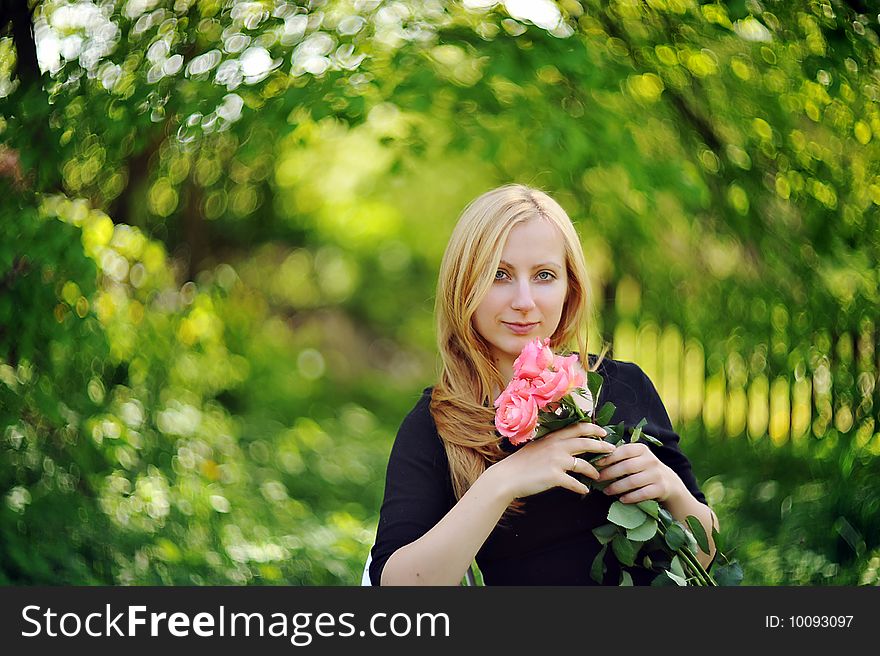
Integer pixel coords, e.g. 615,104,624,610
570,457,600,481
619,484,662,504
593,442,647,467
603,472,652,496
556,422,607,440
570,437,616,455
597,457,644,482
559,473,591,496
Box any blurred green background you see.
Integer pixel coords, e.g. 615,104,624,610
1,0,878,585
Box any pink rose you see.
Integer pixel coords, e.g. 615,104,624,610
493,378,539,445
554,353,586,389
531,366,572,408
529,354,587,408
513,338,554,380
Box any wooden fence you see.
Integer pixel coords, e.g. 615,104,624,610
603,318,879,455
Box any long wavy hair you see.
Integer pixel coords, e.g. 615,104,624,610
430,184,605,501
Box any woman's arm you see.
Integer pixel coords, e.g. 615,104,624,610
380,463,513,585
662,482,719,569
380,422,614,585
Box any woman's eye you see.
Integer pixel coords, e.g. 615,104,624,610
494,270,507,280
537,271,555,281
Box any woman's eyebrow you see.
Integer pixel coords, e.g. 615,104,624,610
499,260,563,270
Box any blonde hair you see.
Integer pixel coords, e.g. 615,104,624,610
430,184,605,501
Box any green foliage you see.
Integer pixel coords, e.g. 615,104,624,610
599,495,730,586
1,195,382,584
685,426,878,585
0,197,111,583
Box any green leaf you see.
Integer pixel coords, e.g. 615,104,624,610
683,525,699,554
565,394,589,420
591,544,608,584
611,534,638,567
626,517,658,542
639,432,663,447
670,555,687,579
533,413,579,438
686,516,710,554
636,500,659,518
658,507,674,527
713,562,744,586
664,523,687,551
586,372,603,413
630,418,646,443
592,522,618,545
667,570,688,586
595,401,616,426
619,570,633,586
607,500,648,529
533,426,551,439
650,571,679,587
711,524,725,553
536,415,577,431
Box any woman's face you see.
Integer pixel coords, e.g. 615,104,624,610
473,217,569,379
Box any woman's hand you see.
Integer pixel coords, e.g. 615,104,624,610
485,422,616,502
593,442,688,504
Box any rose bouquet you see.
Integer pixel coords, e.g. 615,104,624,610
494,338,742,586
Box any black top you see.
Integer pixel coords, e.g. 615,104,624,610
369,357,708,586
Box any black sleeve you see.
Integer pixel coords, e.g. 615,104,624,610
369,391,455,585
611,361,708,506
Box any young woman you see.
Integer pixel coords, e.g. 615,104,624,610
369,184,717,585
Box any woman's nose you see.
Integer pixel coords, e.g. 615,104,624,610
511,281,536,311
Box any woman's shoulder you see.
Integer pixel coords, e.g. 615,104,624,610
392,386,446,455
397,386,436,428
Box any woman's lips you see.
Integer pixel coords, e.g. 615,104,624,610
503,322,538,335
